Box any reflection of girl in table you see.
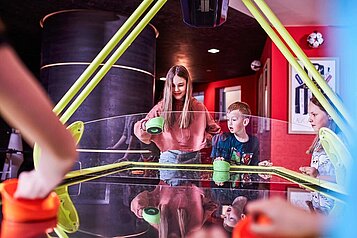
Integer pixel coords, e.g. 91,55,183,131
134,65,220,165
130,181,218,237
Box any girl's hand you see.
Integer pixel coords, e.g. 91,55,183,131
299,166,319,178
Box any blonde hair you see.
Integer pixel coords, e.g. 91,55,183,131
162,65,193,128
227,101,251,118
158,205,187,238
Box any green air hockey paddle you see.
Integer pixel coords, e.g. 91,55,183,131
146,117,164,134
213,160,230,172
143,207,160,224
212,171,230,184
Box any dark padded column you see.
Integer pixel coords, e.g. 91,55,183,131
40,10,156,167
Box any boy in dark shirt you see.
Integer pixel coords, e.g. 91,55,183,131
211,101,271,167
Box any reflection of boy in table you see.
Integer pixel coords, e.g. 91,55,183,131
222,196,248,232
209,182,259,233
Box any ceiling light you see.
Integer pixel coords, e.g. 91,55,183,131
208,48,220,54
159,77,166,81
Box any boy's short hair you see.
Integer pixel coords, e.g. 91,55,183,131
227,101,251,117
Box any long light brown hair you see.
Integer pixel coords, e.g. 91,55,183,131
162,65,193,128
306,96,335,154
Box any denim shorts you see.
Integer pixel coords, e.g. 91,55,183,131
159,150,201,186
159,150,201,164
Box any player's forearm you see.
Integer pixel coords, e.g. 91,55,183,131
0,46,77,165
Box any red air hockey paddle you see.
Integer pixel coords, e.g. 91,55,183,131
1,178,60,222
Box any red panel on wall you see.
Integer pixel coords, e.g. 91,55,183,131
194,74,258,115
269,26,340,190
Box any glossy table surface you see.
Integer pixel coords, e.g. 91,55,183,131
1,162,344,238
0,113,347,237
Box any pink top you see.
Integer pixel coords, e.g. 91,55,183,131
134,98,221,152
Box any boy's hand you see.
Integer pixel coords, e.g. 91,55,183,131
258,160,273,167
14,149,75,200
214,157,225,162
258,173,272,180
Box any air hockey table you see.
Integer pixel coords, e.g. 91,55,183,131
0,161,345,238
0,113,348,237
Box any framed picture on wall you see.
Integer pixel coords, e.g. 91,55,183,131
288,57,339,134
287,187,313,211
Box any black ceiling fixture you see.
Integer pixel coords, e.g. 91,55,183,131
180,0,230,28
0,0,267,83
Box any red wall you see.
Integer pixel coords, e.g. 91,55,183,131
271,26,337,121
194,74,258,114
193,27,326,171
267,26,341,193
195,26,341,192
270,26,339,172
194,75,258,164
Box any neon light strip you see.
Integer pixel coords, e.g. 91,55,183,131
77,149,151,153
41,62,154,77
59,162,346,202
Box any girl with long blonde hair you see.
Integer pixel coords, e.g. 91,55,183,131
134,65,220,170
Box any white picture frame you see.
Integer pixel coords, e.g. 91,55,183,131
288,57,338,134
287,187,312,211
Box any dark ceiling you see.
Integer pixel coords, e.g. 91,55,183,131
0,0,267,83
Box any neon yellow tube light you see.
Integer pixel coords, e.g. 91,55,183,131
61,162,346,203
253,0,351,126
242,0,352,141
53,0,154,116
59,0,167,124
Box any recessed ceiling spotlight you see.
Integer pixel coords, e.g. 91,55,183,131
208,48,220,54
206,69,212,72
159,77,166,81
